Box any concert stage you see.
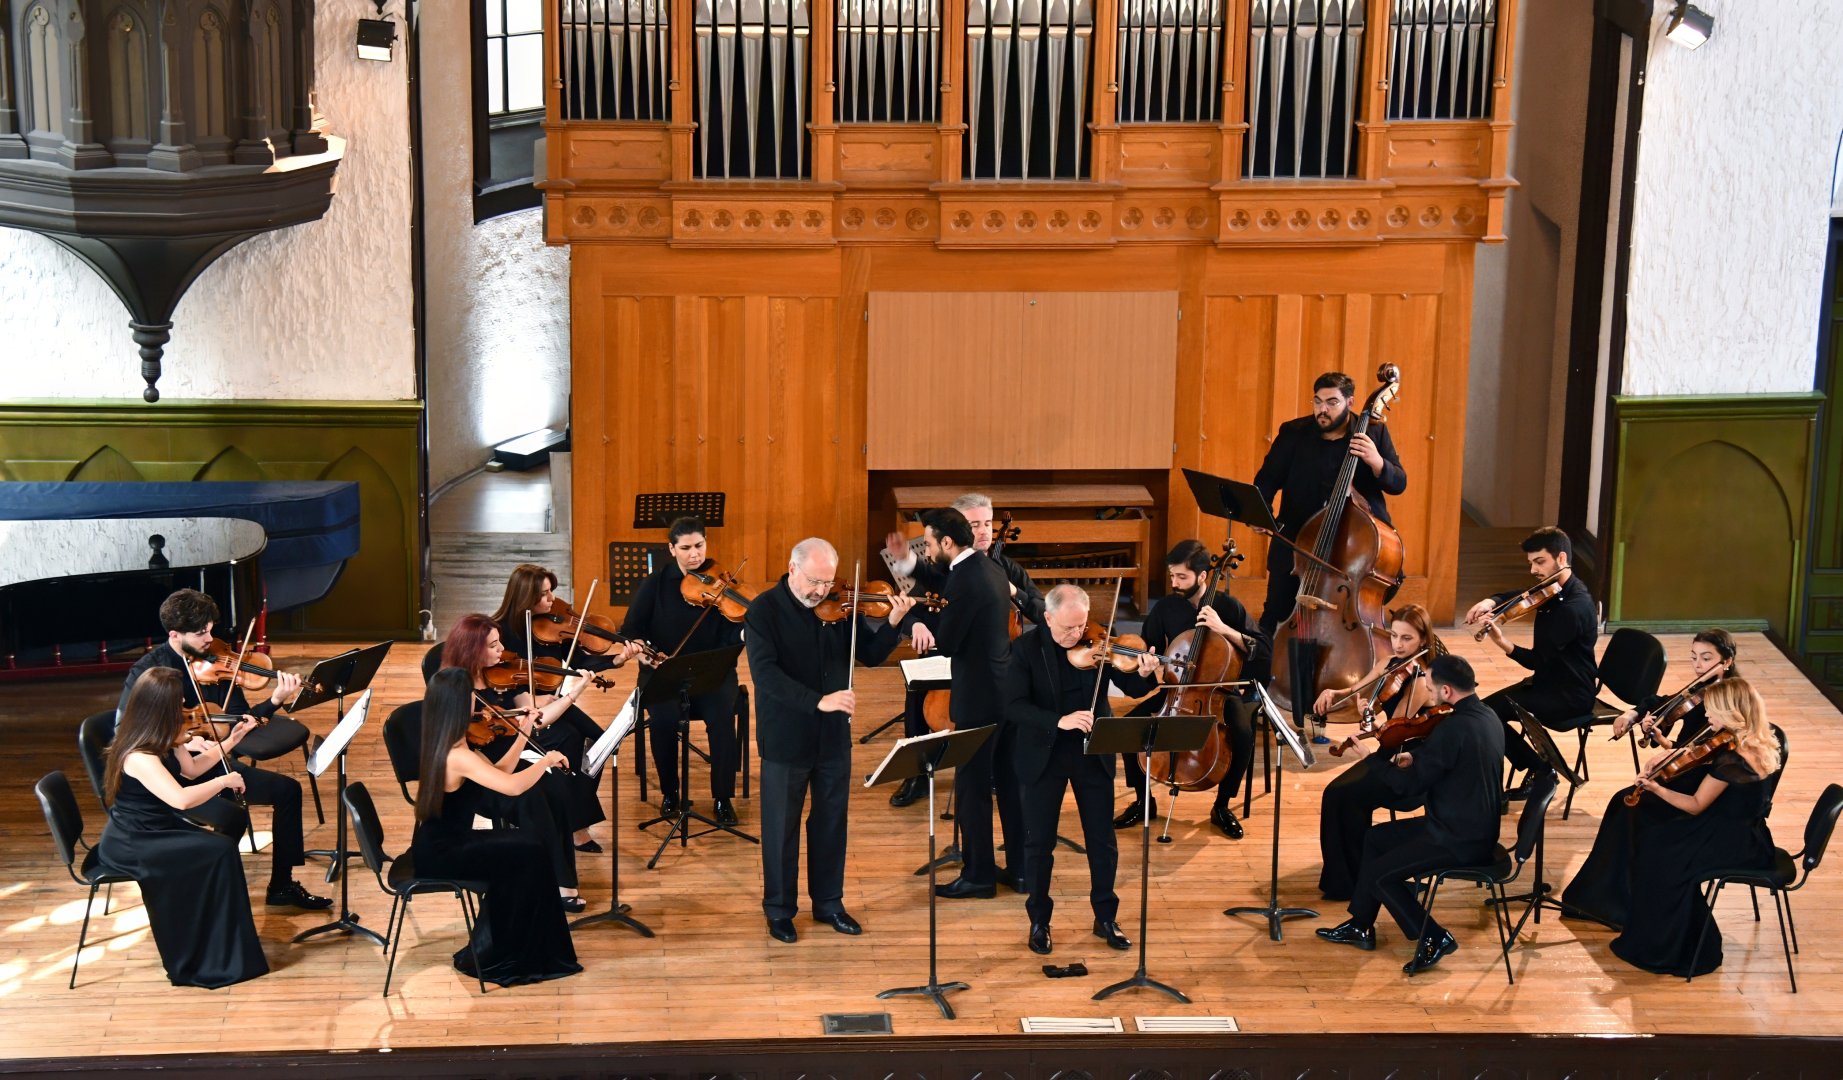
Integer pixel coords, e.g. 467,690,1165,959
2,632,1839,1076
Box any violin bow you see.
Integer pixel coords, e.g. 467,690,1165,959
179,653,244,794
525,609,538,705
846,560,862,706
559,578,597,674
1088,579,1125,715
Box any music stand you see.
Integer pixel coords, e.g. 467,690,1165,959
1485,702,1579,930
867,725,993,1020
293,679,387,947
1084,709,1217,1003
635,645,757,867
1224,683,1321,941
573,687,654,936
294,641,393,886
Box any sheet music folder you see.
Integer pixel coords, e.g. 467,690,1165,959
308,689,372,777
1083,712,1216,757
899,655,952,692
865,726,992,788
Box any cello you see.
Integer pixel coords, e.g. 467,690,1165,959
1270,363,1405,715
1143,538,1247,790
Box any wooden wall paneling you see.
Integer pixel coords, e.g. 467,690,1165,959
670,0,694,176
1088,0,1121,181
572,279,612,619
1425,244,1476,619
1218,0,1247,181
1356,0,1394,181
810,0,837,181
938,0,966,181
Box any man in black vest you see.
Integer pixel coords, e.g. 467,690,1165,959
1009,584,1156,954
745,537,913,943
1316,654,1505,974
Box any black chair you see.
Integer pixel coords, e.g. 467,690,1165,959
420,642,445,685
634,687,752,803
342,781,489,996
77,711,115,816
1414,768,1560,985
381,700,425,806
1559,628,1666,819
36,771,138,990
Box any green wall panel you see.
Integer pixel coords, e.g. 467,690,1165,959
0,400,423,640
1609,394,1821,639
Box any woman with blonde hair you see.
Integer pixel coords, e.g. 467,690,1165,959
1608,677,1782,976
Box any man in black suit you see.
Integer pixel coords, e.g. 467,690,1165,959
745,537,913,943
1252,371,1408,637
916,506,1018,898
1315,654,1505,974
1009,584,1156,955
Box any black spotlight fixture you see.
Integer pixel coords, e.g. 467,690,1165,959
358,2,399,61
1666,1,1714,49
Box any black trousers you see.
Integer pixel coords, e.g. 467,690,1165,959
1318,754,1423,901
1119,693,1254,814
760,735,850,920
1023,737,1119,926
1349,818,1486,940
646,682,739,802
954,723,1002,885
232,763,303,886
534,704,604,772
1485,679,1593,774
1259,555,1299,638
903,688,929,738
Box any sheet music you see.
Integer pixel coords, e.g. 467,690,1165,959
308,689,372,777
863,727,954,787
899,655,952,687
585,688,642,779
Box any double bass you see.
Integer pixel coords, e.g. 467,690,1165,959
1143,538,1247,790
1271,364,1405,715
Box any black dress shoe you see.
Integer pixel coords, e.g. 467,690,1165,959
1211,805,1244,840
1092,920,1131,950
659,795,684,816
265,881,333,911
1403,930,1459,974
889,776,924,807
1314,919,1377,951
1504,767,1551,802
1028,923,1052,955
815,910,863,935
935,877,997,900
1112,800,1155,829
560,895,587,914
996,866,1024,894
574,838,603,853
767,917,798,943
714,799,739,826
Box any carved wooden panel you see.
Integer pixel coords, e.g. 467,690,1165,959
836,127,940,184
1382,120,1494,179
1117,127,1219,186
561,126,675,181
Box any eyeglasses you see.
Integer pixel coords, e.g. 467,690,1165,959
797,571,836,591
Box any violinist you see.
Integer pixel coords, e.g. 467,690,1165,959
745,538,912,942
1562,632,1744,929
1114,540,1269,839
1316,655,1503,974
620,516,745,825
410,668,581,985
116,589,328,912
94,668,268,988
1313,604,1443,901
1608,628,1739,749
1462,527,1597,800
443,613,601,912
1603,678,1782,977
883,492,1044,810
1252,371,1408,637
1007,585,1156,955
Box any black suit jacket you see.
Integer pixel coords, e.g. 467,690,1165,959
1006,626,1155,785
745,575,901,766
903,546,1045,637
1380,695,1505,856
932,552,1013,728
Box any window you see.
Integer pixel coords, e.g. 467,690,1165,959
473,0,546,220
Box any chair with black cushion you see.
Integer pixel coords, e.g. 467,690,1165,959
226,704,324,828
1414,768,1560,986
381,700,425,806
342,780,489,996
36,771,138,989
77,711,115,816
1558,628,1666,819
421,642,445,685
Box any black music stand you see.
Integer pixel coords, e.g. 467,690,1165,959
1224,683,1321,941
632,492,726,529
868,725,993,1020
635,645,756,867
295,642,393,886
1084,709,1217,1003
1485,702,1580,928
574,688,654,937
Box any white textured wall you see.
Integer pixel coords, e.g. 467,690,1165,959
420,3,571,492
1623,0,1843,396
0,0,414,400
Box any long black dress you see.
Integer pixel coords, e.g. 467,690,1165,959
472,684,599,888
1317,665,1426,901
94,755,268,988
409,776,581,986
1607,748,1777,977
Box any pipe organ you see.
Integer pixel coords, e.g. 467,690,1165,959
545,0,1518,621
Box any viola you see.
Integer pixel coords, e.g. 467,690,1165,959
1144,538,1247,792
1271,363,1405,716
1473,570,1566,641
1625,729,1738,806
815,582,947,623
532,595,664,663
484,652,615,694
680,561,758,623
185,641,282,691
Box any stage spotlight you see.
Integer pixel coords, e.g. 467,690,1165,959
1665,2,1713,49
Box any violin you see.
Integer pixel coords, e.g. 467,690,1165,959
184,641,282,691
1620,668,1723,749
1067,623,1174,672
1625,728,1738,806
531,595,664,663
466,700,529,748
1145,538,1247,792
815,582,947,623
680,561,757,623
1473,570,1566,641
178,702,267,742
1371,701,1451,757
483,652,615,694
1323,653,1429,757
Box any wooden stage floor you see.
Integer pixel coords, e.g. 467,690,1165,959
2,630,1840,1063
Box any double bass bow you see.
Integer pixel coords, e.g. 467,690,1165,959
1270,363,1405,715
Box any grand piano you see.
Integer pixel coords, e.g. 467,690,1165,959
0,482,360,680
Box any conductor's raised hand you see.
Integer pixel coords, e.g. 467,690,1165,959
819,689,857,715
1057,709,1095,733
884,532,912,561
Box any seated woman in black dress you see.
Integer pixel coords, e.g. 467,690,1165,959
1312,604,1444,901
443,613,604,912
413,667,582,986
1562,628,1741,928
95,668,269,988
1603,677,1782,977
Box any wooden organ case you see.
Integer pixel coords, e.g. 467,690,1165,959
545,0,1517,621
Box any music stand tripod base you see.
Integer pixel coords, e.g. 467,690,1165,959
1226,681,1320,941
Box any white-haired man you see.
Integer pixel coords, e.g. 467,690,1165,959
746,537,915,943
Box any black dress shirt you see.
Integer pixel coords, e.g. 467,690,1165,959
620,561,745,662
1380,694,1505,853
1492,575,1598,711
1253,415,1407,567
745,575,902,766
1139,590,1272,677
1007,626,1156,785
118,643,279,719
